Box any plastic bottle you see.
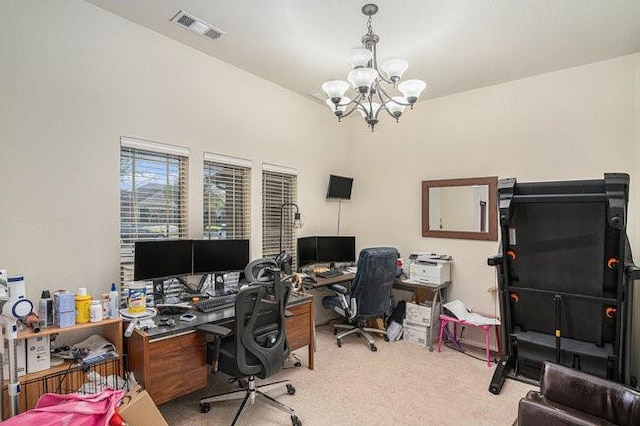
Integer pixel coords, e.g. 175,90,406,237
109,283,120,319
101,293,110,319
38,290,54,327
90,300,103,322
75,288,91,323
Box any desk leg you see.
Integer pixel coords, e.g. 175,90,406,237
436,318,447,352
428,289,441,352
308,301,315,370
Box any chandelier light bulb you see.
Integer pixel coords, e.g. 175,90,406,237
346,48,373,69
385,96,407,118
358,101,381,119
397,79,427,104
325,97,351,117
322,80,350,103
381,58,409,83
348,67,378,92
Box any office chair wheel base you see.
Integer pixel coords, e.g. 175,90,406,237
384,335,390,342
370,343,377,352
333,327,337,335
199,403,211,413
336,338,342,348
291,415,302,426
356,331,361,337
286,384,296,395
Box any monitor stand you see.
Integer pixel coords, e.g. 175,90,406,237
152,279,165,305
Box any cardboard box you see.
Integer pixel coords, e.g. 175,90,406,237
54,311,76,328
3,339,26,378
26,335,50,374
54,291,75,312
406,302,440,326
119,385,169,426
404,322,428,347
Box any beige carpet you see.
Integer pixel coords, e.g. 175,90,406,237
159,325,535,425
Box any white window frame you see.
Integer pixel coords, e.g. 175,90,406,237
203,153,251,240
120,137,189,301
262,163,298,266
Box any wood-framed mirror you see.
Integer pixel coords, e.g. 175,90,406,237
422,176,498,241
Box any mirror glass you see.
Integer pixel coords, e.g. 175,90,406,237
422,177,498,241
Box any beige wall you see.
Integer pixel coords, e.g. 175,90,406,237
343,54,639,351
0,0,349,299
0,0,638,378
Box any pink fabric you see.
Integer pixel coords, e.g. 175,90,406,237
0,388,125,426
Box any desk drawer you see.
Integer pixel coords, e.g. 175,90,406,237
147,331,207,404
286,302,311,351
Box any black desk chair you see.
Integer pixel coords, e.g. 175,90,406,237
322,247,398,351
198,273,301,426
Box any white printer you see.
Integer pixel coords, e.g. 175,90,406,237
407,252,452,284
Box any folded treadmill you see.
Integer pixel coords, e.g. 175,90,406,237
488,173,637,394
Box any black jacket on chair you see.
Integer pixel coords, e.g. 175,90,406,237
322,247,399,351
349,247,398,319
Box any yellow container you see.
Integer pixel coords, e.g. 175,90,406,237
127,282,147,314
75,288,91,323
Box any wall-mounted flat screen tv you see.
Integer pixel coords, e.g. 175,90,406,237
326,174,354,200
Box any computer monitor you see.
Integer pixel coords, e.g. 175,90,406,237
297,236,319,268
326,175,354,200
317,236,356,263
133,240,193,281
192,239,250,274
297,236,356,268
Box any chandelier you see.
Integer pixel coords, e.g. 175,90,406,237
322,4,427,132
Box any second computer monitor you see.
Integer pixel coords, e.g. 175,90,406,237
193,239,250,274
297,236,356,267
134,240,193,282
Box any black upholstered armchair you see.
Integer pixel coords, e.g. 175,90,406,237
321,247,398,351
516,361,640,426
198,274,301,426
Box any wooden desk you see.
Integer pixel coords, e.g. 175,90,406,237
126,292,314,405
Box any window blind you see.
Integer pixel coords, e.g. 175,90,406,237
203,154,251,240
262,167,298,266
120,139,189,301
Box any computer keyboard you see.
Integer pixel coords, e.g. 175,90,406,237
194,295,236,313
315,269,344,279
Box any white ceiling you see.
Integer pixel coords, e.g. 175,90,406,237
85,0,640,103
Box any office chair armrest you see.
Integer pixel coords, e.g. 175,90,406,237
328,284,348,294
197,323,232,337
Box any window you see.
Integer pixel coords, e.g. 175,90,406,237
262,164,298,264
120,137,188,299
203,153,251,240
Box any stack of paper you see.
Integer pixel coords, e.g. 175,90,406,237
443,300,500,326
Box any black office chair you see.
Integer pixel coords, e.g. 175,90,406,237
322,247,398,351
198,272,301,426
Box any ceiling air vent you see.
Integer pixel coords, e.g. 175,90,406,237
171,10,225,41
